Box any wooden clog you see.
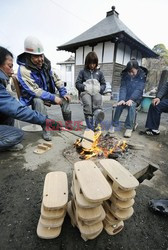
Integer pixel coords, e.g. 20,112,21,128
74,160,112,202
43,172,68,210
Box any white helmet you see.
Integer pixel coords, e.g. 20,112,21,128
24,36,44,55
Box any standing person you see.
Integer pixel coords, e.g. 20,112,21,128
17,36,71,141
0,46,51,151
141,81,168,135
109,59,147,138
75,51,106,131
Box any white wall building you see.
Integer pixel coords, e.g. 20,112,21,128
58,6,157,94
57,55,76,94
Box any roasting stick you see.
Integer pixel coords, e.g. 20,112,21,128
60,127,94,143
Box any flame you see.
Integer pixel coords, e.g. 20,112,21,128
74,131,127,160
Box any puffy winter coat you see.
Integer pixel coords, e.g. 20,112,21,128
75,68,106,95
0,70,46,125
157,81,168,100
119,67,147,104
17,53,67,106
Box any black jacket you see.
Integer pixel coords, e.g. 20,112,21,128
157,81,168,100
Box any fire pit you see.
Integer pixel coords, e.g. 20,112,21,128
74,132,127,160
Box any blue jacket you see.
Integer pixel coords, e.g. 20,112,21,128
0,70,47,125
75,68,106,94
17,53,67,106
119,67,147,104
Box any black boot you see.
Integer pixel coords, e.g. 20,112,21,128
85,115,94,131
62,111,72,121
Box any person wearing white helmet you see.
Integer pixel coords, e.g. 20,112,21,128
17,36,71,141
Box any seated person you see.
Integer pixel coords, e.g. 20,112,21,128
0,46,51,151
142,81,168,135
17,36,71,141
109,58,147,138
75,51,106,131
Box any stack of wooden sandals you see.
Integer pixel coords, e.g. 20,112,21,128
36,160,139,240
67,160,112,241
37,171,68,239
99,159,139,235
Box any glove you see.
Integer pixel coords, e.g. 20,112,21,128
84,79,100,95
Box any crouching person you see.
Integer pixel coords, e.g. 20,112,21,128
17,36,71,141
0,46,52,151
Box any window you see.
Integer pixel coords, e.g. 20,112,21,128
66,65,72,72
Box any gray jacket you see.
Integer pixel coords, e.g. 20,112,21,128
76,68,106,94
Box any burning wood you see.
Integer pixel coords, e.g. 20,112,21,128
74,132,127,160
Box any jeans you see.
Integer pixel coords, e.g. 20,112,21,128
0,125,24,151
113,103,137,129
145,99,168,130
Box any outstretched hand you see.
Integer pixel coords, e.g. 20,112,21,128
63,95,71,102
117,100,125,106
54,96,62,105
125,100,133,106
152,98,160,106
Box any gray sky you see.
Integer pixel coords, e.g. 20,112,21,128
1,0,168,69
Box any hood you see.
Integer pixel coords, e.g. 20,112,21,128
17,52,51,71
0,69,9,81
121,66,148,79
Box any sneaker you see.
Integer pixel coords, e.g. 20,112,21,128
42,130,52,141
124,129,132,138
108,125,115,134
7,143,23,152
139,129,160,136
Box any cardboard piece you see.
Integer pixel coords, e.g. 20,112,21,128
99,159,139,190
81,129,94,149
34,142,52,154
74,160,112,202
43,172,68,210
37,220,61,239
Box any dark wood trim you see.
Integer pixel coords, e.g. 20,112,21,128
123,43,126,65
82,46,85,64
102,42,105,63
112,42,118,90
